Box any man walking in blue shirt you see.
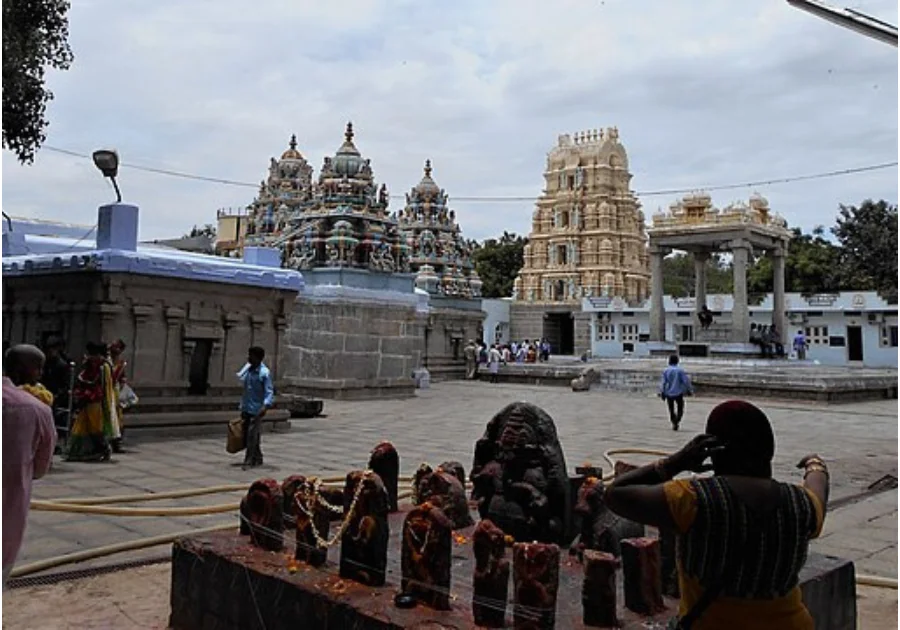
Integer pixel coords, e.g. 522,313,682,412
659,354,693,430
238,346,274,469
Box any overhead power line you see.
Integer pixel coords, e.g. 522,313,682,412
42,145,897,202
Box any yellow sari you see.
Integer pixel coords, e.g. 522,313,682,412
66,359,119,461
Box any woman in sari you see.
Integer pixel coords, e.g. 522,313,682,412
605,400,829,629
108,339,128,453
66,342,119,462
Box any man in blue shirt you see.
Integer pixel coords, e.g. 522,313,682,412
659,354,693,430
238,346,274,469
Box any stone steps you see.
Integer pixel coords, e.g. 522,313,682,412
124,409,291,439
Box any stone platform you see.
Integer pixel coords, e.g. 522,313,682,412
169,506,857,630
480,358,898,402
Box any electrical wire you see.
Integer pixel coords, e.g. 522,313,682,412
41,145,897,201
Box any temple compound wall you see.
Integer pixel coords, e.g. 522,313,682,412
279,270,425,399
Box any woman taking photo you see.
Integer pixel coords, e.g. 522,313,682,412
605,400,829,629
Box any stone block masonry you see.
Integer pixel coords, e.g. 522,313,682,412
280,293,424,400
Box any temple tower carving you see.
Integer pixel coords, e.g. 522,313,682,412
514,127,650,304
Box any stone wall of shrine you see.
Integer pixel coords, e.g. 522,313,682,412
2,271,296,398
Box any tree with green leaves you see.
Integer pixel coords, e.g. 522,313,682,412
831,199,898,301
186,224,217,239
3,0,74,163
747,226,842,295
472,231,527,298
662,252,733,298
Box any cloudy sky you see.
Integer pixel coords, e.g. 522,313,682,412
2,0,897,242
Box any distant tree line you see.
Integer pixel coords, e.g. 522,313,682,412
471,200,898,302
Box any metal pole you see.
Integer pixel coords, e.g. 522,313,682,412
64,361,76,449
110,178,123,204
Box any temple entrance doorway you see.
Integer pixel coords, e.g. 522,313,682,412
188,339,213,395
544,313,574,355
847,326,864,362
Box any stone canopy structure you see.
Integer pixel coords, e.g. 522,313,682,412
648,192,792,347
510,127,650,356
398,160,482,298
245,123,407,274
514,127,650,304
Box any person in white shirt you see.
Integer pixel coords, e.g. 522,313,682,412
488,344,503,384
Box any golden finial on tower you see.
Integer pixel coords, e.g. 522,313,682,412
289,134,297,150
345,121,354,142
424,159,432,177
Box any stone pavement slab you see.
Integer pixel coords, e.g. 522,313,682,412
16,382,898,579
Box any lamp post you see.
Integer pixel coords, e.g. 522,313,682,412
92,149,122,203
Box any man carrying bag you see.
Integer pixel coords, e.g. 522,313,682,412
232,346,274,469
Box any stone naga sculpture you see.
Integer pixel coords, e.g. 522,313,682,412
280,474,307,529
472,519,511,628
571,476,644,558
399,502,453,610
368,441,400,512
413,463,474,530
292,477,330,567
339,470,390,586
239,478,284,552
471,402,571,544
513,542,560,629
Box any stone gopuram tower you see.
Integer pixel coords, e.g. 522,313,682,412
511,127,650,356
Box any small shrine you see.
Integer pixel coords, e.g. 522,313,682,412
398,160,482,298
244,134,314,245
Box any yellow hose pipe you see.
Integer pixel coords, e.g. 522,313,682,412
41,475,419,507
30,500,239,517
857,574,898,589
53,485,248,506
601,447,672,481
9,523,235,579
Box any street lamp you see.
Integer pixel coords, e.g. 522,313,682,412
92,149,122,203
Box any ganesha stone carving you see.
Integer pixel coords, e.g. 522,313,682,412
471,402,571,545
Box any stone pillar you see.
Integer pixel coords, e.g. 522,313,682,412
730,241,750,343
693,251,709,332
164,307,186,382
772,245,787,346
649,245,668,342
181,340,196,382
131,304,154,381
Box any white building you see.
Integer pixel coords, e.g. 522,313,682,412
582,292,898,368
482,298,511,345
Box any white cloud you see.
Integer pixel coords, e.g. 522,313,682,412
3,0,897,242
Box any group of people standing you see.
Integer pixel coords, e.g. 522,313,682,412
463,338,553,383
66,339,133,462
5,337,134,463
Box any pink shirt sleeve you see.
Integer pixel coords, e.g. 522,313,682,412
31,404,56,479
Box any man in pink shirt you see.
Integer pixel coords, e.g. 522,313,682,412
2,345,57,586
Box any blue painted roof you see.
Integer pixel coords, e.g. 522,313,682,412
3,244,304,292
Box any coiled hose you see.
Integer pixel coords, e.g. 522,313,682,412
16,460,898,591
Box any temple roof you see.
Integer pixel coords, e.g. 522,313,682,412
414,159,440,197
330,121,368,179
280,134,304,160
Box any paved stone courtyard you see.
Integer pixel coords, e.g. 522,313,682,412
17,382,898,577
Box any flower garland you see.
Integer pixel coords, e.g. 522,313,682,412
295,470,373,549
